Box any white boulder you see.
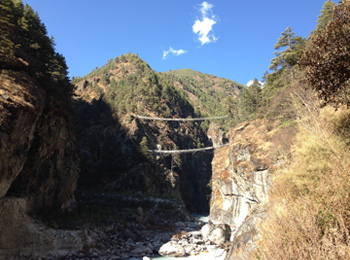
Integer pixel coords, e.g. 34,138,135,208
201,223,231,245
158,241,186,257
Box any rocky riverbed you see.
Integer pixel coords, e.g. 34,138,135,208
3,191,231,260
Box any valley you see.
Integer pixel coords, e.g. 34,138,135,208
1,1,350,260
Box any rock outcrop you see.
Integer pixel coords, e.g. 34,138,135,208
207,122,226,146
0,73,44,199
209,120,276,259
210,120,271,228
0,71,80,250
225,206,267,260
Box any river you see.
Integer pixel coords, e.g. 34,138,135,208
123,215,227,260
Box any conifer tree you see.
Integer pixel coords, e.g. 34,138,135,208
269,26,305,72
316,0,337,31
1,0,73,98
139,137,154,161
173,145,182,169
0,0,15,60
240,79,262,120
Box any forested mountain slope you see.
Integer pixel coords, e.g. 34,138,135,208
72,53,233,214
163,69,243,118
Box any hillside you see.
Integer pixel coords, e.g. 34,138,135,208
73,58,243,131
163,69,243,117
222,2,350,259
72,53,220,214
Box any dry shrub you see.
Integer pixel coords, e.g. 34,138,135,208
256,95,350,260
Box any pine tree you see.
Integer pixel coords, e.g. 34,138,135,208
0,0,15,60
240,79,262,120
1,0,73,99
172,145,182,169
224,96,239,122
269,26,305,72
316,0,337,31
250,79,262,113
139,137,154,161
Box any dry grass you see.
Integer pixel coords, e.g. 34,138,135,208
256,94,350,260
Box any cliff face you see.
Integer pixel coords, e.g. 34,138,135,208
0,71,80,248
210,119,296,259
210,120,271,228
0,72,44,198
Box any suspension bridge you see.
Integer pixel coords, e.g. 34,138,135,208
148,143,230,154
136,114,230,154
134,114,228,122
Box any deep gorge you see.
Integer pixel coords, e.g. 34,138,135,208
2,1,349,258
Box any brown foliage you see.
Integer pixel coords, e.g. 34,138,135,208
256,94,350,260
299,2,350,108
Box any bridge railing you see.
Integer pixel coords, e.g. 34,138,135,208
134,115,227,122
148,143,229,154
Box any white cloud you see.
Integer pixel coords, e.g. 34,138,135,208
162,47,187,60
200,1,213,16
192,1,218,45
193,18,217,45
246,80,254,87
247,80,264,87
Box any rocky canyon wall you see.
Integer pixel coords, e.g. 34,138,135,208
209,120,275,259
0,71,80,250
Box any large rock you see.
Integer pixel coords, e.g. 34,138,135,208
210,121,271,228
200,223,212,241
209,224,231,245
158,241,186,257
201,223,231,245
225,206,267,260
207,122,226,146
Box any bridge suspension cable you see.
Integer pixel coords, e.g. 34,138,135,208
135,115,227,122
148,143,230,154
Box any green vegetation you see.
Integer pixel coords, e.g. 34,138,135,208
139,136,154,161
73,54,245,135
315,0,337,32
0,0,73,99
269,26,305,74
75,53,196,120
163,69,243,116
261,26,305,111
163,68,243,130
73,53,211,177
239,79,262,120
253,2,350,259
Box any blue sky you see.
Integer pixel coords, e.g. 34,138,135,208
23,0,334,85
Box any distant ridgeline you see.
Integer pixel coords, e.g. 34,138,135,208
72,53,243,131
